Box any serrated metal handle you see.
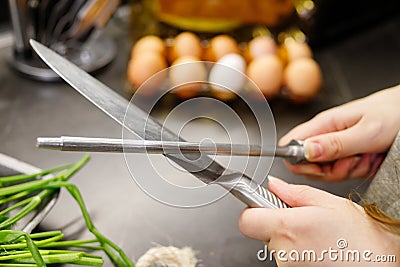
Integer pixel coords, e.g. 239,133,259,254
215,173,289,208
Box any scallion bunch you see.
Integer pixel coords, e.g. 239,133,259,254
0,155,134,266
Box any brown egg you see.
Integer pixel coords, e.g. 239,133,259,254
169,56,207,99
247,55,283,99
246,36,278,61
205,35,240,62
169,32,203,63
284,58,322,102
211,86,237,101
283,39,313,62
127,52,167,94
131,35,166,58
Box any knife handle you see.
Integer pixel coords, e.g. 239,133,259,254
215,173,289,208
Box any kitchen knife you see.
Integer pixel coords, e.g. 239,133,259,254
30,39,289,209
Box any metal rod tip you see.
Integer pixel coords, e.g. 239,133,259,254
36,137,62,150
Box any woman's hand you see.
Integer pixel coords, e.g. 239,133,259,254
238,177,400,266
279,85,400,181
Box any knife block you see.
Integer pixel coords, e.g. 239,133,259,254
7,0,118,81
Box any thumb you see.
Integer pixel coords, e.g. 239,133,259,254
303,122,370,162
268,176,338,207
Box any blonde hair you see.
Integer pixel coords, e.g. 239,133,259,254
363,203,400,234
362,157,400,234
349,190,400,234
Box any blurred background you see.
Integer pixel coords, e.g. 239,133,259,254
0,0,399,266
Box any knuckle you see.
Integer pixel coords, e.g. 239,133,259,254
273,214,296,243
297,185,313,198
328,136,344,158
296,184,312,194
364,121,383,142
289,185,312,206
314,110,330,120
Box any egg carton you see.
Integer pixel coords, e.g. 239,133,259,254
126,32,322,103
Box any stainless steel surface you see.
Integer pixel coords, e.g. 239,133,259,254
30,39,289,209
36,136,305,161
1,12,399,266
7,32,117,81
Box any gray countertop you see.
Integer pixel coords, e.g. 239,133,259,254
0,12,399,266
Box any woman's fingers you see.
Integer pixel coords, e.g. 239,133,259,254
279,106,362,147
283,157,356,182
238,178,339,242
348,153,385,179
283,154,383,181
267,177,337,207
238,207,282,242
320,156,360,182
279,85,400,180
302,118,384,162
282,161,324,177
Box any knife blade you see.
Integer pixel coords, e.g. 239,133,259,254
30,39,289,209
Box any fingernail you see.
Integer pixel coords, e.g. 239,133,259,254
349,156,361,170
268,176,288,186
297,164,325,176
304,140,323,160
298,165,325,177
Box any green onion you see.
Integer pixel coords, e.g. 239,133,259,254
0,155,135,266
